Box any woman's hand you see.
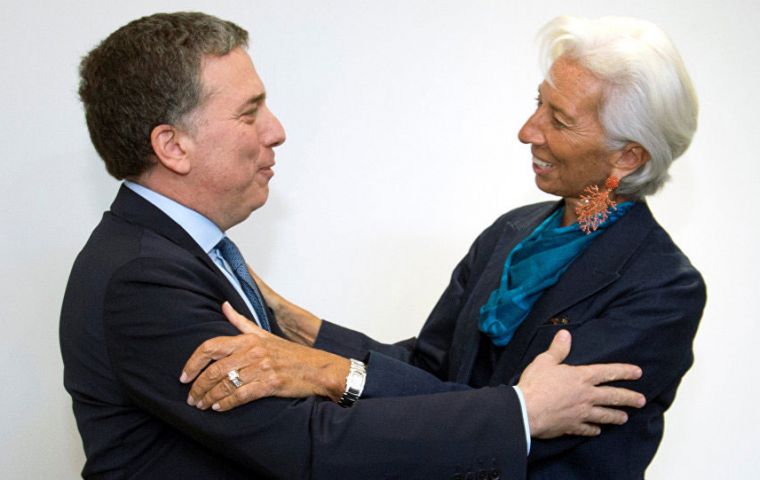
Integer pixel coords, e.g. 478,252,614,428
248,266,322,346
179,302,349,412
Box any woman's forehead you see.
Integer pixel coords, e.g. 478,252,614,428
543,57,605,118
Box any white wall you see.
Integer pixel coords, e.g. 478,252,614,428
1,0,757,477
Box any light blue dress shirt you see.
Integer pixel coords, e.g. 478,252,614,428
124,181,263,327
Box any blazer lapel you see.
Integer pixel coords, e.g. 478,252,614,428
490,201,657,384
450,202,560,383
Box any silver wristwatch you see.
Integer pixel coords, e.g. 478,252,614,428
337,359,367,408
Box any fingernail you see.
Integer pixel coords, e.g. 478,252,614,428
196,401,205,409
638,395,646,407
180,372,188,383
212,403,221,411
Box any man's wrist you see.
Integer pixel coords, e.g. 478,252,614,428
512,385,532,455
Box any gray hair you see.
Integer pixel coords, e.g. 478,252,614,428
79,12,248,179
538,16,698,197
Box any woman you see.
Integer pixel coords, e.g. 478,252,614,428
185,16,704,479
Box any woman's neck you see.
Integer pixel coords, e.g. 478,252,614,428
561,197,581,227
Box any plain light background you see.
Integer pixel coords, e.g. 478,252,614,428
1,0,757,478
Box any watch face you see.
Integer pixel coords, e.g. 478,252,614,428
347,372,362,386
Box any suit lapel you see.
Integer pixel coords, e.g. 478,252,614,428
108,185,279,333
110,185,218,270
489,201,657,383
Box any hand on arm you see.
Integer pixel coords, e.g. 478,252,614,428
248,266,322,346
518,330,645,439
181,302,350,411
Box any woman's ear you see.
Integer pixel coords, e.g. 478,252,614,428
150,124,192,175
612,143,650,178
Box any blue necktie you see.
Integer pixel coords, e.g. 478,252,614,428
215,237,271,332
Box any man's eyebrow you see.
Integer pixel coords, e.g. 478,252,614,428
239,92,266,111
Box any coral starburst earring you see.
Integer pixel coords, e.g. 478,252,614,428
575,176,620,234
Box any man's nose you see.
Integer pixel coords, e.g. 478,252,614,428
260,106,286,147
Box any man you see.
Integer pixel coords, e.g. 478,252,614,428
61,12,643,479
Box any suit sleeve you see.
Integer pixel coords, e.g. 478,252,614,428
103,256,527,479
314,216,509,396
527,242,706,465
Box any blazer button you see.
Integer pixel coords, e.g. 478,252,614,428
549,316,569,325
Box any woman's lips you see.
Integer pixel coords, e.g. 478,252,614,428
532,157,554,174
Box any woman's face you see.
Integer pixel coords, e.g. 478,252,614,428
518,56,618,201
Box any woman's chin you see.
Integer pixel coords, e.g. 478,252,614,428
534,178,563,198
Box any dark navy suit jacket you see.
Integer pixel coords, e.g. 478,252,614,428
316,201,705,479
60,186,527,479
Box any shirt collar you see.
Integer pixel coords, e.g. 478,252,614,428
124,181,224,253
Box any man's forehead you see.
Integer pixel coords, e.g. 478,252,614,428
199,48,265,100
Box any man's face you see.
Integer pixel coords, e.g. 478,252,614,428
184,48,285,230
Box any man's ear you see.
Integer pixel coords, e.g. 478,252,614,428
611,143,650,178
150,124,192,175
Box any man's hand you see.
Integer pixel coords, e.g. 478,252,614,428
518,330,646,439
248,266,322,346
179,302,349,412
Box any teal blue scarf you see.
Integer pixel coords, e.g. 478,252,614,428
479,202,633,346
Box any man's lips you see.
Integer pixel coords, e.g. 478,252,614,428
258,162,275,178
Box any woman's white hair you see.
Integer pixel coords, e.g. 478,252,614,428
538,16,698,197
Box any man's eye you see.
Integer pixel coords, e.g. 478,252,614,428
535,95,542,107
241,109,259,122
552,117,566,129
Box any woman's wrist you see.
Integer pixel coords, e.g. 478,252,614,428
276,301,322,346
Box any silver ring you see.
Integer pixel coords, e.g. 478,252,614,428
227,369,243,388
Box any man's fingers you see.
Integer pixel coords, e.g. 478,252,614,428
585,406,629,426
542,329,572,365
592,385,646,409
180,336,242,383
222,301,260,334
567,423,602,437
586,362,643,385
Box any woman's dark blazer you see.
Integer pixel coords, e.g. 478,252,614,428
317,200,706,479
